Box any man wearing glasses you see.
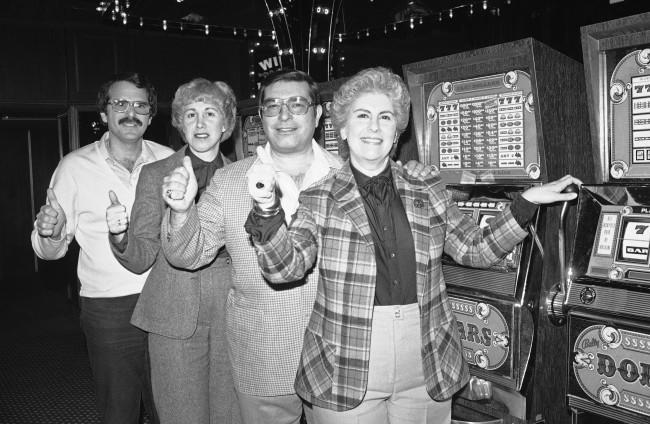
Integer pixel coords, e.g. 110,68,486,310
160,70,341,423
31,72,172,424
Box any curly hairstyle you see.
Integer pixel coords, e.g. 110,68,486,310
97,72,158,117
171,78,237,140
331,67,410,138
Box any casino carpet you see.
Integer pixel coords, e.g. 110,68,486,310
0,288,101,423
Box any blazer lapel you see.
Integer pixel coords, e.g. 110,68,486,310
331,163,374,246
392,163,431,301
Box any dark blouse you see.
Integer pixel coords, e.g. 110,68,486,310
185,148,225,200
186,148,229,259
351,162,417,306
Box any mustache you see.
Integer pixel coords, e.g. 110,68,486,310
118,117,143,126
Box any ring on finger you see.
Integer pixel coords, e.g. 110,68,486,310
166,189,173,199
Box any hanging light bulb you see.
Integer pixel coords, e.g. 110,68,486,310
271,30,275,39
162,20,167,30
419,17,423,25
204,24,210,35
393,23,397,31
258,29,262,37
410,17,414,29
366,28,370,37
483,0,488,10
338,33,342,42
470,5,474,15
438,12,442,22
180,23,184,31
449,9,453,19
139,17,143,27
234,28,238,36
122,15,127,25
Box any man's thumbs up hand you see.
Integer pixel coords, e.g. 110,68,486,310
36,188,67,239
106,190,129,236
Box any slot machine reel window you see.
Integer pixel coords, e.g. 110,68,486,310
606,46,650,179
588,208,650,283
616,217,650,265
423,70,539,183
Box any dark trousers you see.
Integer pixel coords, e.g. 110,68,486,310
80,294,158,424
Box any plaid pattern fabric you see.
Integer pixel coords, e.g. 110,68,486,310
162,149,342,396
254,160,528,411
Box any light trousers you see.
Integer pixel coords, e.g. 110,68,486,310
309,303,451,424
236,390,312,424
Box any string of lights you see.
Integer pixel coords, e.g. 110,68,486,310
94,0,274,40
336,0,511,43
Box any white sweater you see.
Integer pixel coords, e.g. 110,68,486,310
31,133,173,297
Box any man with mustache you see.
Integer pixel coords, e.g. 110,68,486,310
31,72,173,424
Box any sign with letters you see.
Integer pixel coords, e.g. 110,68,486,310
573,325,650,417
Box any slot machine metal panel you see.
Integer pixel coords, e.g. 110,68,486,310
316,77,347,157
234,98,266,160
404,38,594,424
563,12,650,424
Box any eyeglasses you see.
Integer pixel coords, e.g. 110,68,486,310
260,96,313,117
109,99,152,115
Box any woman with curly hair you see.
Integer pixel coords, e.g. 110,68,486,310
245,67,579,423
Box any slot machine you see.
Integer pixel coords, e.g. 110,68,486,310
233,98,266,159
403,38,594,424
559,13,650,424
315,78,346,157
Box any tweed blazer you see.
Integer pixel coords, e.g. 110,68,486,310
111,146,231,339
161,146,343,396
253,160,529,411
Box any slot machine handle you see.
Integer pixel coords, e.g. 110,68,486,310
546,183,579,325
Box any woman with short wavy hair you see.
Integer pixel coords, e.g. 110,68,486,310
109,78,241,424
244,66,580,424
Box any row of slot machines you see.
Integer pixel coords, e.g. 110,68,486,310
401,12,650,424
231,12,650,424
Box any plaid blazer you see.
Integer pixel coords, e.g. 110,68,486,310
254,160,529,411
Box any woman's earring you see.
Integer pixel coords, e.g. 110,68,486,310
222,127,226,133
